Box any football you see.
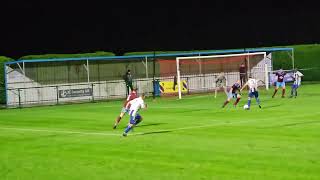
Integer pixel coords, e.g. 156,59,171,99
243,104,249,110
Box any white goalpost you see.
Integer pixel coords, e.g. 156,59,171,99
176,52,268,99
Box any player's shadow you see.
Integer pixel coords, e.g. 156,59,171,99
174,109,204,114
136,130,172,136
260,120,320,129
262,104,282,109
135,122,167,128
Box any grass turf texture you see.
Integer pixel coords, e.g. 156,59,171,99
0,84,320,180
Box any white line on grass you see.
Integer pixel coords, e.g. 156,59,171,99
132,119,256,136
0,119,256,137
0,127,120,136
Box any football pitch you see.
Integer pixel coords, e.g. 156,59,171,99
1,83,320,180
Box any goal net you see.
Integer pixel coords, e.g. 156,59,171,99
175,52,269,99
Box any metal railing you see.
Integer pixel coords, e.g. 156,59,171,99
5,72,267,108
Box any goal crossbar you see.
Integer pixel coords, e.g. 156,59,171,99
176,52,267,99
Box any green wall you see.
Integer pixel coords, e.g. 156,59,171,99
272,44,320,81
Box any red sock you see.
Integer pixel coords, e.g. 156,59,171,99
272,89,278,97
116,116,121,123
223,100,229,107
282,89,286,97
234,98,241,106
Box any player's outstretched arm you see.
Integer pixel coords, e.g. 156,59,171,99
142,103,147,109
229,87,233,94
223,86,228,95
240,82,248,91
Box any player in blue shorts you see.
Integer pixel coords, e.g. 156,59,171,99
240,76,262,109
272,69,287,98
123,93,147,137
113,87,138,129
290,68,303,98
222,80,241,108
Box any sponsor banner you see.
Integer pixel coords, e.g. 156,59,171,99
159,80,188,94
59,88,92,98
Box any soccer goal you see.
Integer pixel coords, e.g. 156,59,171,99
176,52,268,99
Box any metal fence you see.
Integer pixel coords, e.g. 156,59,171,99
5,65,268,107
6,70,270,108
6,79,151,107
5,49,294,108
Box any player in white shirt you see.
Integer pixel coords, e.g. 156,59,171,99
113,87,138,129
290,69,303,98
123,93,147,136
240,76,262,110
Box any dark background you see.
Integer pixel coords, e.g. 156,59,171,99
1,1,320,58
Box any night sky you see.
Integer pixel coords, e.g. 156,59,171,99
1,1,320,58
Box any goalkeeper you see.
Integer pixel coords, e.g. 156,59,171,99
215,73,228,98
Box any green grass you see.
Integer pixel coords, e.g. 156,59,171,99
0,84,320,180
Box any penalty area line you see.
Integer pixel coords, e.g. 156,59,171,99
132,119,258,136
0,119,257,137
0,127,120,136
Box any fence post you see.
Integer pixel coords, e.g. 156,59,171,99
203,74,206,91
18,89,21,108
56,86,59,105
187,77,190,95
91,83,94,102
105,81,108,99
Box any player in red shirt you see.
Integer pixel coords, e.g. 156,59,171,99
222,80,242,108
272,69,287,98
113,87,138,129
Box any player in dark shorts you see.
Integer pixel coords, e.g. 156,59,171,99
222,80,242,108
272,69,287,98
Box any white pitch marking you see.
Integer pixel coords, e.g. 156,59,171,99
0,127,120,136
132,119,256,135
0,119,258,137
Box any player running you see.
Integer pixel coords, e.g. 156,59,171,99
240,76,262,110
272,69,287,98
222,80,241,108
123,93,147,137
113,87,138,129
